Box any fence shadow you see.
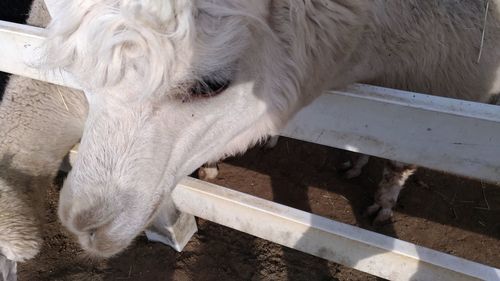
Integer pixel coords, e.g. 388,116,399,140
224,137,499,239
214,136,499,279
210,138,400,280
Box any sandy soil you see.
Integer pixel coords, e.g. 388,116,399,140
19,138,500,281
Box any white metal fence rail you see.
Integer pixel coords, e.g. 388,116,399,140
1,19,499,281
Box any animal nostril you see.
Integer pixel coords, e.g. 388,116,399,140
89,230,96,240
69,203,117,237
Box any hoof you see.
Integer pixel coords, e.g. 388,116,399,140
343,167,362,179
373,208,393,225
198,166,219,180
0,255,17,281
363,203,394,225
339,160,352,171
264,136,279,149
363,203,380,217
338,161,362,179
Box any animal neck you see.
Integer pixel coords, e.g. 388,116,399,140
265,0,371,117
270,0,489,104
335,1,490,97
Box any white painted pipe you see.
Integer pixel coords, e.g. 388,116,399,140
283,84,500,183
173,177,500,281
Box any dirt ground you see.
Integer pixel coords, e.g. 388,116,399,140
19,138,500,281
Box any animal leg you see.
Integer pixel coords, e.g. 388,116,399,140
264,135,279,149
197,135,278,181
197,162,219,180
343,154,370,179
366,161,417,224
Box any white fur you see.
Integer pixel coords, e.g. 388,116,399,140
197,163,219,180
47,0,500,257
0,73,86,262
0,0,87,262
2,0,499,259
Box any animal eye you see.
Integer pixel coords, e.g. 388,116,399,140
189,78,231,98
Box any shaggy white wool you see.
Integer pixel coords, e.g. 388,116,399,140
0,0,87,263
44,0,193,95
44,0,278,100
7,0,498,258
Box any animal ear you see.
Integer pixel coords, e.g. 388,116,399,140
121,0,180,30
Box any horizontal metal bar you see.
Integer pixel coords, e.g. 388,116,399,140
283,85,500,183
174,177,500,281
0,20,79,88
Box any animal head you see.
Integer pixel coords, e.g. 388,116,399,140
45,0,365,257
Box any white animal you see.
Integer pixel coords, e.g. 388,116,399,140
0,0,87,265
1,0,499,260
